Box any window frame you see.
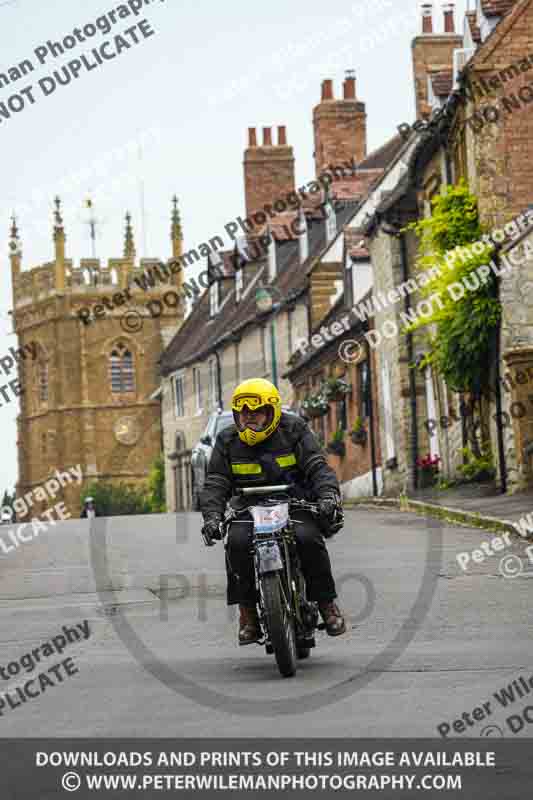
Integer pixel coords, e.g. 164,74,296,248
174,371,185,418
192,366,202,414
109,342,135,395
357,360,371,419
209,280,220,317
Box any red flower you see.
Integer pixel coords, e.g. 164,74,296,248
416,453,441,468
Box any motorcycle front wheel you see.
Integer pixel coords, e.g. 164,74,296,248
261,572,297,678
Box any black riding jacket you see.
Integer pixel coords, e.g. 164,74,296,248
199,413,340,518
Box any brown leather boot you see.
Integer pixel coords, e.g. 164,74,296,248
238,605,261,645
318,600,346,636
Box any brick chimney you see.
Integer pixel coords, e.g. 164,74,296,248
243,125,295,220
443,3,455,33
422,3,433,34
411,5,462,118
313,72,366,177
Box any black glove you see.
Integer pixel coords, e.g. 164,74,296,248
318,493,343,538
201,514,223,547
318,493,340,521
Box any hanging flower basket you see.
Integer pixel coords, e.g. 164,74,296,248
351,428,367,445
324,377,352,403
302,392,329,418
327,427,346,458
327,440,346,457
350,416,367,445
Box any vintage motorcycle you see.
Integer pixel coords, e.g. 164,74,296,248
220,484,343,678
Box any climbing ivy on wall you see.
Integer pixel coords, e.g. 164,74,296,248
404,180,501,394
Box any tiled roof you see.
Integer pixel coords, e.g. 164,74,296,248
431,70,454,97
466,10,482,43
357,134,405,170
481,0,516,16
160,132,406,375
160,200,358,373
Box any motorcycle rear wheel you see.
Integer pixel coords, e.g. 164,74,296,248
261,573,297,678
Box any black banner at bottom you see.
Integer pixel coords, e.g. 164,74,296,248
1,739,532,798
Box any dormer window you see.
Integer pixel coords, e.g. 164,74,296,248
209,280,220,317
235,268,243,303
268,231,277,281
297,207,309,265
325,199,337,244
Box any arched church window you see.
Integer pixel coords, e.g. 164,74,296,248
109,342,135,393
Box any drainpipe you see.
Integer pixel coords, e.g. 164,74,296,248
213,349,223,410
400,231,419,491
364,333,379,497
493,293,507,493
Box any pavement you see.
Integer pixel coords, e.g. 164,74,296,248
412,483,533,524
1,507,532,738
344,482,533,539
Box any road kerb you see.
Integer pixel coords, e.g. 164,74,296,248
343,496,533,542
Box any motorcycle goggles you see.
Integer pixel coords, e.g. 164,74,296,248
232,394,265,412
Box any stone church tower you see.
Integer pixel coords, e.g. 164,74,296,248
10,197,184,516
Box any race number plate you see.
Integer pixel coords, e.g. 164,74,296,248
250,503,289,533
257,541,283,574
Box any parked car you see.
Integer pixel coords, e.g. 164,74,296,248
191,407,301,510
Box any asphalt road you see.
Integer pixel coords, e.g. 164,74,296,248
1,506,532,737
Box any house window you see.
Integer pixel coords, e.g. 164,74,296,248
381,358,396,461
209,280,220,317
41,432,47,455
357,361,371,418
260,326,268,374
109,343,135,393
325,200,337,243
174,373,185,417
38,362,48,403
208,359,219,410
337,397,348,431
193,367,202,413
235,269,243,303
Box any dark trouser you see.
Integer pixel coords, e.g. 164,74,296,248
225,510,337,606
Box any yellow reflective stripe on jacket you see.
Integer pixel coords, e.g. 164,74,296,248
231,463,262,475
276,453,297,468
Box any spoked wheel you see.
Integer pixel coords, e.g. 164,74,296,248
261,573,297,678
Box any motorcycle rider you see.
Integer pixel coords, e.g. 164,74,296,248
200,378,346,645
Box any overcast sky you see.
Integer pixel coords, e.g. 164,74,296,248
0,0,468,493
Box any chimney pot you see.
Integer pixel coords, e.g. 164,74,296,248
262,126,272,146
343,76,356,99
248,127,257,147
277,125,287,146
321,79,334,101
443,3,455,33
422,2,433,34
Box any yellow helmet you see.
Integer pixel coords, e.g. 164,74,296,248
231,378,282,446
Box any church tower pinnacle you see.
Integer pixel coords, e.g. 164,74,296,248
171,195,182,261
124,211,136,261
53,196,66,292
